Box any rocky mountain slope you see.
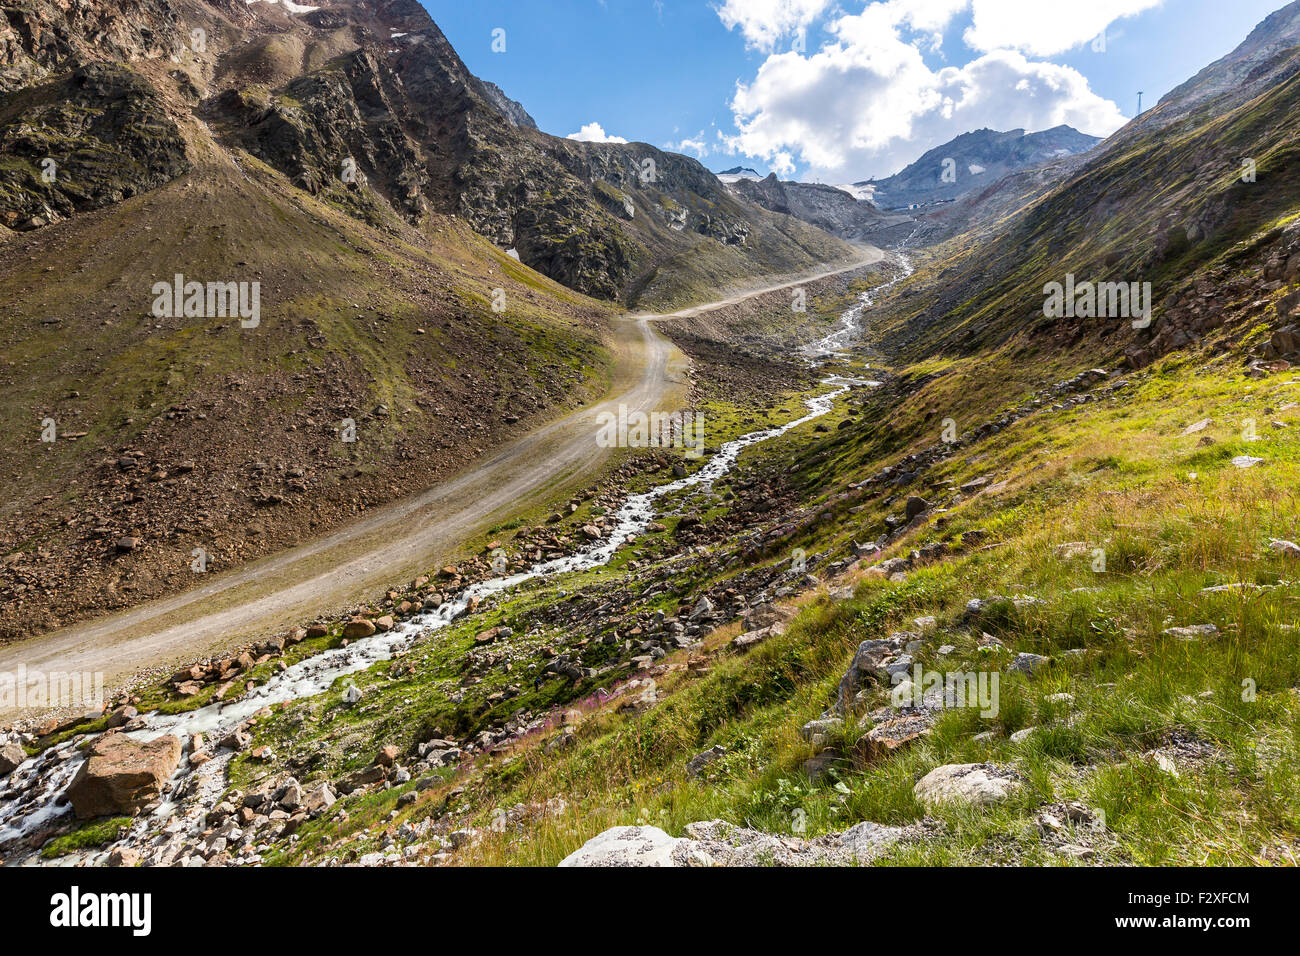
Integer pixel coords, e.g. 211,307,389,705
878,0,1300,370
858,126,1101,211
1,0,857,307
726,174,911,245
1123,0,1300,136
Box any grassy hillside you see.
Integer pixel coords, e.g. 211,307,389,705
137,312,1294,868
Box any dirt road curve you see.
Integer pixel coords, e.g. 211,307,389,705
0,252,882,716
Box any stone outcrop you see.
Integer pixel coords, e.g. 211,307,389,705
0,63,189,230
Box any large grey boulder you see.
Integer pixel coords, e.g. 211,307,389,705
559,818,915,867
557,825,708,867
913,763,1022,808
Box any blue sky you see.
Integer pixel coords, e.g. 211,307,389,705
423,0,1288,183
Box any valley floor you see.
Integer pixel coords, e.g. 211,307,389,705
0,255,881,720
4,248,1299,868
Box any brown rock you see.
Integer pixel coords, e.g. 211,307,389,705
1271,324,1300,356
342,618,376,639
104,705,138,729
854,715,933,763
339,764,387,793
106,847,139,867
66,733,182,819
0,740,27,775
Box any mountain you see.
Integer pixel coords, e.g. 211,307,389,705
861,125,1101,210
1133,0,1300,133
0,0,856,308
878,0,1300,369
716,166,762,183
721,126,1100,246
726,173,911,244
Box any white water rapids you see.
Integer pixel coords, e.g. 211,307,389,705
0,252,910,851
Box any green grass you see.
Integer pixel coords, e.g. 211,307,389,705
41,817,132,859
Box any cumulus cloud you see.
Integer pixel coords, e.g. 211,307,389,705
666,137,710,158
715,0,833,52
964,0,1163,56
566,122,628,144
722,0,1137,181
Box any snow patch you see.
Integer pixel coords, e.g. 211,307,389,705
245,0,320,13
836,183,876,202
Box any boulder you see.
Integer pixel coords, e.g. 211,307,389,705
559,819,914,867
800,717,843,745
342,618,377,639
834,638,900,715
855,714,933,762
66,733,182,819
730,623,784,651
1008,652,1049,676
1272,324,1300,356
741,602,797,631
1269,539,1300,558
1163,623,1218,640
0,740,27,776
913,763,1022,808
688,596,714,621
302,782,337,814
106,847,139,867
558,825,702,867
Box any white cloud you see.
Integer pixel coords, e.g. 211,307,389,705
566,122,629,144
964,0,1163,56
723,1,1134,181
715,0,833,52
666,137,710,158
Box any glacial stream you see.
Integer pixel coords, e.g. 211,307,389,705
0,252,910,851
